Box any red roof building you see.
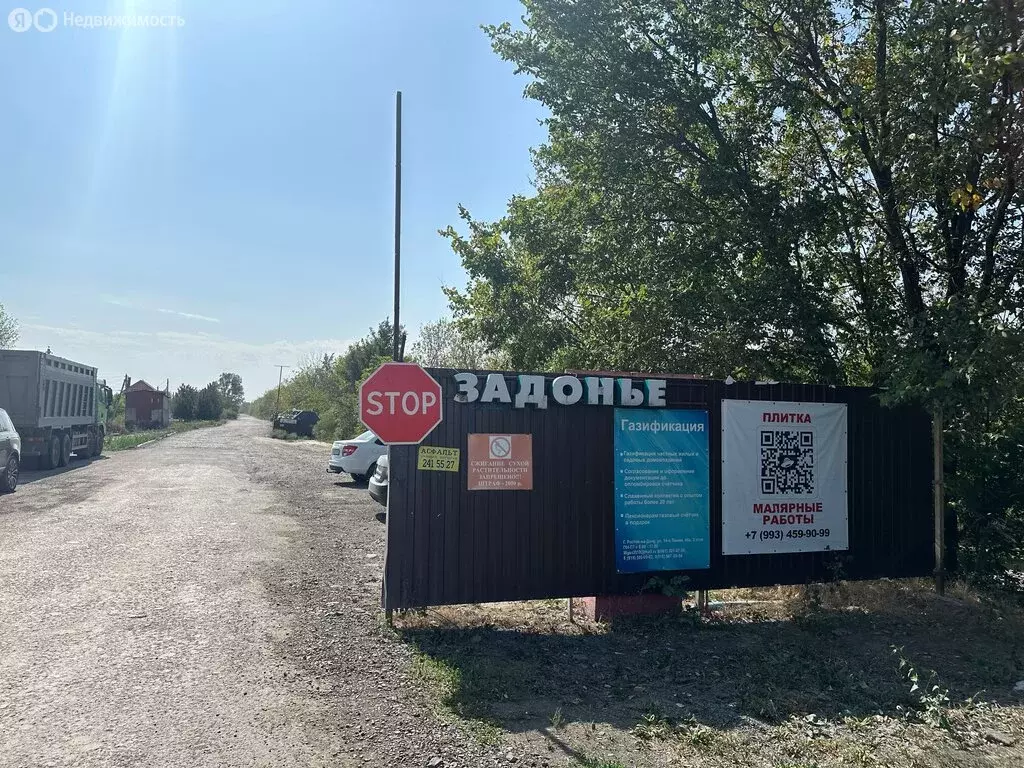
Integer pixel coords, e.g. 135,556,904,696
125,379,170,428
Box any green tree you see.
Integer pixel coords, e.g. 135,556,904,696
410,317,490,368
0,303,18,348
342,319,406,383
446,0,1023,580
242,319,407,441
195,382,224,421
172,384,199,421
216,372,245,414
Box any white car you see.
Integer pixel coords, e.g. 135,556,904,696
327,430,386,482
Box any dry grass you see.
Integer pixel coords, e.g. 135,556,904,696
397,580,1024,767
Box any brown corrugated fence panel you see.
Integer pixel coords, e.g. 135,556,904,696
383,370,933,610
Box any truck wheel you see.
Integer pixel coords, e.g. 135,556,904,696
96,432,104,456
42,435,60,470
59,433,73,467
0,454,18,492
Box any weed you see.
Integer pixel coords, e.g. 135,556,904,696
891,646,959,732
104,420,223,452
632,711,673,743
681,722,718,750
550,707,566,729
838,741,875,766
632,712,723,755
575,757,626,768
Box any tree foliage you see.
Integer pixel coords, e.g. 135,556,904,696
445,0,1023,580
0,303,18,349
216,372,245,412
195,382,224,421
172,384,199,421
243,319,406,441
410,317,491,368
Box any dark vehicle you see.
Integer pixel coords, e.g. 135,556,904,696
273,409,319,437
0,407,21,492
368,452,388,506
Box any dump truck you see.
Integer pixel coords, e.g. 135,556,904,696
0,350,113,469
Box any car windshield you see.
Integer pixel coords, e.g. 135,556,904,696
355,430,376,441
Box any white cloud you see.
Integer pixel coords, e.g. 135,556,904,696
102,296,221,323
155,308,221,323
19,324,353,396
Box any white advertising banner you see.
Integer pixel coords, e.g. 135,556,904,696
722,400,849,555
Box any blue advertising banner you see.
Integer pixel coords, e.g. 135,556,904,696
614,409,711,573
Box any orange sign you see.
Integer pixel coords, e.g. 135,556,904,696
468,434,533,491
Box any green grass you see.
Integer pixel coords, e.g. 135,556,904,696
104,420,223,452
410,650,505,746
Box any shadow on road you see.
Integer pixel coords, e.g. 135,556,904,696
19,455,108,485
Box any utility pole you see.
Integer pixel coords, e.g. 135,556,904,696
273,365,290,415
393,90,403,363
385,91,403,629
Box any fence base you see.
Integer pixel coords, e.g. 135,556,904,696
580,594,682,622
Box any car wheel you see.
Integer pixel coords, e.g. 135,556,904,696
59,433,73,467
43,435,61,470
366,461,378,481
0,454,18,492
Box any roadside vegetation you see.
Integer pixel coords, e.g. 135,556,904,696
104,420,225,452
102,373,244,439
0,302,18,348
437,0,1023,587
243,318,495,444
171,372,245,422
395,580,1024,767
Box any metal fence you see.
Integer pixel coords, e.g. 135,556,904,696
383,371,933,610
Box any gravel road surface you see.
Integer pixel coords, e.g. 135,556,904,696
0,417,499,768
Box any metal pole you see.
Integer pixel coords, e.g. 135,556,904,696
273,365,289,415
933,409,945,594
392,90,403,362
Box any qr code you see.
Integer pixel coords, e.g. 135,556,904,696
760,430,814,495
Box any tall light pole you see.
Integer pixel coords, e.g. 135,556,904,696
393,90,403,362
273,365,290,415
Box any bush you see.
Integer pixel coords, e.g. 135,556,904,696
195,382,223,421
172,384,199,421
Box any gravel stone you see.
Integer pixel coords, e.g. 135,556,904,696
0,418,501,767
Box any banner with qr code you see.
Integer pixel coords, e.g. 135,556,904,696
721,400,848,555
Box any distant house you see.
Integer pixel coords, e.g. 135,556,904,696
125,380,170,429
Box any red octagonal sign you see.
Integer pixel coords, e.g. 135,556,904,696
359,362,443,445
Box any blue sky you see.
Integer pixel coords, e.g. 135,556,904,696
1,0,545,396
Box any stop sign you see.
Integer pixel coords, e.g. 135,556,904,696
359,362,443,445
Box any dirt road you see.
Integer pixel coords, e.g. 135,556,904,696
0,417,496,768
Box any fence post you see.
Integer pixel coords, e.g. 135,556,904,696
933,409,945,595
